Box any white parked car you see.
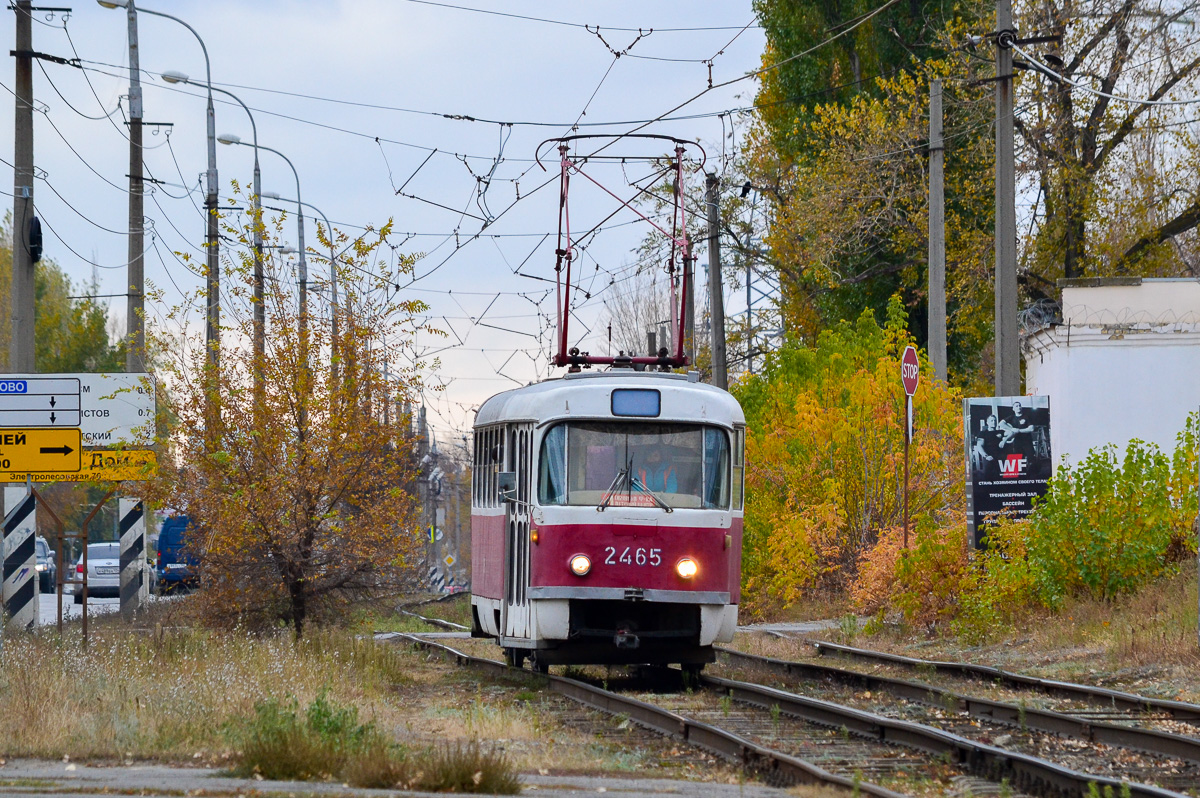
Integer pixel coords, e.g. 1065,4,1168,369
69,542,158,603
71,542,121,603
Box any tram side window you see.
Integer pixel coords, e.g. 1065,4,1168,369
702,428,730,509
472,433,480,506
538,425,567,505
732,426,745,510
474,427,504,508
487,428,497,508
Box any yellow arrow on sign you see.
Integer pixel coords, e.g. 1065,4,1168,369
0,428,81,473
0,448,155,483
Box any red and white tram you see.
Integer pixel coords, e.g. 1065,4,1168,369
470,369,745,672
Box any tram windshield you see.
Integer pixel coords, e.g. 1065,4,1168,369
538,422,730,509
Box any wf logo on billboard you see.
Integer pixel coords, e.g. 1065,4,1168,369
999,453,1027,478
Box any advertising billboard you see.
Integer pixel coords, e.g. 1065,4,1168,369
964,395,1051,549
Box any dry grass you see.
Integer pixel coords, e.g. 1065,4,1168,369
0,614,733,785
740,563,1200,703
0,625,412,761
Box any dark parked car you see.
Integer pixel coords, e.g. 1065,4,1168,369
35,536,56,593
156,515,200,592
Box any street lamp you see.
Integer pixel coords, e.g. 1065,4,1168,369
261,192,340,390
163,71,264,398
98,0,220,374
221,136,309,434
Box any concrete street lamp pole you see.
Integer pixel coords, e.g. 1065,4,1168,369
223,138,308,433
262,193,339,391
166,75,262,396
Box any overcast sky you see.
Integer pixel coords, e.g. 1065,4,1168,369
2,0,764,443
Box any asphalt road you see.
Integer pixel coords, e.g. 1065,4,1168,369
0,759,795,798
37,589,127,626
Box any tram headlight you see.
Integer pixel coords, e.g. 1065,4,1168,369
675,557,698,579
569,554,591,576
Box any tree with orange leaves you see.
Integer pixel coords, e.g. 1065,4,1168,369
146,194,436,636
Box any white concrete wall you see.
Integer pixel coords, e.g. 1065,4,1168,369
1025,326,1200,468
1061,280,1200,326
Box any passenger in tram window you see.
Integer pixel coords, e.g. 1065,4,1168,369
638,448,678,493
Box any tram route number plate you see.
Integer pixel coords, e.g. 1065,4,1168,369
603,546,662,567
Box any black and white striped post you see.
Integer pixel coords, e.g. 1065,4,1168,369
3,486,37,631
118,498,146,618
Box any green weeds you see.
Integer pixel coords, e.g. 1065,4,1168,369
228,693,518,793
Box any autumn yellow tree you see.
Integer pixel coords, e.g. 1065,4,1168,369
146,193,434,635
732,297,965,617
747,42,998,386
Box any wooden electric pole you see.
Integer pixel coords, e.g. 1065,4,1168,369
10,0,35,372
994,1,1020,396
928,80,947,383
706,173,728,389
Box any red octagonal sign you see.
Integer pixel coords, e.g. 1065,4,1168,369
901,345,919,396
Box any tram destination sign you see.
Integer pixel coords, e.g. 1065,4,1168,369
0,428,82,473
0,373,155,446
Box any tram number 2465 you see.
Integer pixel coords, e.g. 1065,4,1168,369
603,546,662,566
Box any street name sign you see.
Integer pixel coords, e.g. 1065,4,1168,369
0,448,155,483
0,373,155,445
0,428,81,473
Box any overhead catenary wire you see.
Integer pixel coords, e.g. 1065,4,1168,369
18,3,879,400
1013,42,1200,106
397,0,761,33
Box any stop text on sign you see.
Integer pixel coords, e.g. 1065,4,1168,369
900,345,920,396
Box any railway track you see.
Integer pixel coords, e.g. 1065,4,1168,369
714,647,1200,794
802,641,1200,746
812,641,1200,724
383,617,1189,797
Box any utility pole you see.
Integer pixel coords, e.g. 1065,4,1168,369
994,2,1020,396
746,261,753,374
125,1,145,373
383,361,390,426
204,77,219,376
416,405,431,584
684,248,696,367
10,0,35,373
706,174,728,389
928,79,947,383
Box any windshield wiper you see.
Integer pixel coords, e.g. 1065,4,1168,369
629,475,673,512
597,467,630,512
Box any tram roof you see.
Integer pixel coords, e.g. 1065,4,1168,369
474,370,745,429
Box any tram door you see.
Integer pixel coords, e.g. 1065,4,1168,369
501,423,534,640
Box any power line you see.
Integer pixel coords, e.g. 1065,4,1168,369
397,0,761,33
1013,43,1200,106
74,59,767,129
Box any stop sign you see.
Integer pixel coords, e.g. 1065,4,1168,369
901,345,919,396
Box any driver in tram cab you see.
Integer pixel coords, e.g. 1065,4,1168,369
637,448,677,493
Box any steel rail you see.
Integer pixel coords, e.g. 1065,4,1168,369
718,647,1200,764
397,609,469,632
700,673,1187,798
388,633,906,797
815,641,1200,721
